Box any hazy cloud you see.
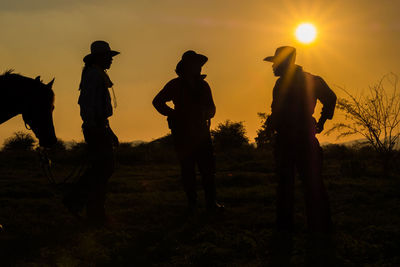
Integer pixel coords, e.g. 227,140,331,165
0,0,99,12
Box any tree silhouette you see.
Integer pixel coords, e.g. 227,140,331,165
255,112,275,149
326,73,400,173
211,120,249,150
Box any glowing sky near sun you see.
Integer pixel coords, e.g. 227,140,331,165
296,23,317,44
0,0,399,145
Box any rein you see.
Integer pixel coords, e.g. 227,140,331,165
36,147,88,187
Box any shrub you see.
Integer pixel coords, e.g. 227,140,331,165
326,73,400,174
211,120,249,151
2,131,36,151
255,112,275,149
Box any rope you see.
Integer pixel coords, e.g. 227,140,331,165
110,86,118,109
37,148,89,188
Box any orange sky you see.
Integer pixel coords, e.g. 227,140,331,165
0,0,399,145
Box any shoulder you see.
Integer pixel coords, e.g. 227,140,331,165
200,78,211,89
301,71,326,87
164,78,181,88
302,70,324,82
312,74,325,84
85,66,102,78
157,78,181,98
300,70,314,79
313,75,330,89
81,66,103,84
163,77,181,90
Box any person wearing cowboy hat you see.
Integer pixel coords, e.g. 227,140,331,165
153,50,224,214
63,40,120,225
263,46,336,233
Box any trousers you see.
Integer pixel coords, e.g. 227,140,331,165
72,125,115,219
171,125,216,208
274,133,332,233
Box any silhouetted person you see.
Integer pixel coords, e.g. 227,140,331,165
264,46,336,233
63,40,120,225
153,50,224,214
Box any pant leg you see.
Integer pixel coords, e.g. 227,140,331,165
297,137,332,233
172,126,200,208
64,131,102,210
275,137,296,232
86,153,114,220
83,126,115,220
196,135,217,208
179,155,197,207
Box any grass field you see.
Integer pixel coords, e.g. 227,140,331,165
0,147,399,266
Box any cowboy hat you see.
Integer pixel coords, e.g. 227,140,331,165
83,40,120,63
264,46,296,64
180,50,208,66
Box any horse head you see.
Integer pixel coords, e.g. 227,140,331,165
22,76,57,148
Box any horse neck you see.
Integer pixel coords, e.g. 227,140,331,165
0,77,30,124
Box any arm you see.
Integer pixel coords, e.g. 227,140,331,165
269,78,282,131
152,80,176,117
78,68,103,127
315,76,337,133
203,82,216,119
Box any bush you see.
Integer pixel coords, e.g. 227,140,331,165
255,112,274,149
326,73,400,174
116,135,177,164
211,120,249,151
323,144,352,160
52,139,67,152
69,140,87,153
2,131,36,151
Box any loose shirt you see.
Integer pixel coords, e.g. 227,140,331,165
270,65,336,136
153,76,216,130
78,66,113,126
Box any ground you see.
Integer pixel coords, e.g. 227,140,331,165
0,149,399,266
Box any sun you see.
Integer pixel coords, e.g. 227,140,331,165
295,23,317,44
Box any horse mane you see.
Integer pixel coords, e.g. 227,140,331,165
1,69,16,77
0,69,29,81
0,69,55,104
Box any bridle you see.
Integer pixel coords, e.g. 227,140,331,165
22,109,84,188
22,108,35,131
36,147,89,187
37,147,56,185
24,121,32,131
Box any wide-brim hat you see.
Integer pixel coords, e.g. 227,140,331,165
180,50,208,67
175,50,208,76
83,40,120,63
264,46,296,64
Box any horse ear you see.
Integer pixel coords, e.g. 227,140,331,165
35,76,41,82
47,78,55,88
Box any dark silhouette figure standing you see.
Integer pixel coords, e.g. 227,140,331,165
264,46,336,233
64,40,120,225
153,50,223,214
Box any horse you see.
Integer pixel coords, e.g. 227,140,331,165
0,70,57,148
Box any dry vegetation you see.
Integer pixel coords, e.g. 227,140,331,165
0,142,399,266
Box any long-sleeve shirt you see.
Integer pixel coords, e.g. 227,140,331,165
78,66,113,127
270,65,336,136
153,76,216,130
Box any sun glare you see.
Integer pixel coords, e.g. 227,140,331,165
295,23,317,44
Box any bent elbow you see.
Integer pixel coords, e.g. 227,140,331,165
209,106,216,119
152,97,160,110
